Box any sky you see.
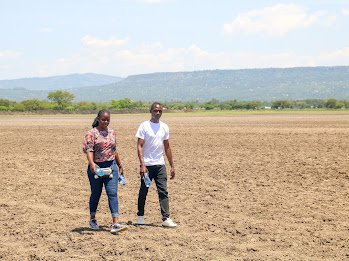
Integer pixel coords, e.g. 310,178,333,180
1,0,349,79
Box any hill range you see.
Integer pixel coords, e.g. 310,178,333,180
0,66,348,102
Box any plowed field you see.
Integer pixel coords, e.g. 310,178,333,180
0,113,348,260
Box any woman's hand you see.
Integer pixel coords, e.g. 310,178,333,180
114,153,124,176
87,152,97,174
118,165,124,176
90,163,97,174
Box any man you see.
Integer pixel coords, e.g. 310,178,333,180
135,102,177,228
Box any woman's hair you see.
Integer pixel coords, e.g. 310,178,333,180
92,109,110,128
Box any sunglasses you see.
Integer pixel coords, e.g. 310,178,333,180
152,109,163,113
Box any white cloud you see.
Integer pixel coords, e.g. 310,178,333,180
138,0,166,3
342,9,349,16
81,35,128,48
0,50,21,58
0,51,22,79
39,27,55,33
319,14,337,27
318,47,349,65
51,42,315,77
19,39,349,78
223,4,326,37
45,43,222,76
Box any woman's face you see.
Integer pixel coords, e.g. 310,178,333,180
98,112,110,129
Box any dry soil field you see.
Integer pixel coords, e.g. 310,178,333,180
0,112,348,260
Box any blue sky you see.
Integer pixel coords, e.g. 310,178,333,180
1,0,349,79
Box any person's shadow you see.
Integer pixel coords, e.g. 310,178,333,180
71,226,110,235
71,222,161,234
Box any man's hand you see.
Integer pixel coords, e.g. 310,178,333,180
139,165,148,177
170,166,175,179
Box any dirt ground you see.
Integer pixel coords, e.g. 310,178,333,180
0,113,348,261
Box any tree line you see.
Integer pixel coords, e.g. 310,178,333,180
0,90,349,112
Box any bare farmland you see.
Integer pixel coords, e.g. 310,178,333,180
0,113,348,260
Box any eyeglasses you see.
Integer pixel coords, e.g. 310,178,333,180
153,110,162,113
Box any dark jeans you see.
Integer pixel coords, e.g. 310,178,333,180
137,165,170,220
87,160,119,218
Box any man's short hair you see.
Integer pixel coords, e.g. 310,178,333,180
150,102,162,111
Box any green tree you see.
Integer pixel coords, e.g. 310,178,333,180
244,101,261,109
168,102,186,110
111,98,135,109
218,102,232,110
11,103,25,111
184,102,195,110
304,99,325,108
0,99,11,107
325,98,337,109
21,99,45,111
271,100,292,109
76,101,97,111
203,98,219,110
343,100,349,109
335,100,345,109
47,90,75,109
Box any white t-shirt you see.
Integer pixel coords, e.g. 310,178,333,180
135,120,170,166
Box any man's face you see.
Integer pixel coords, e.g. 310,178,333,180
151,104,163,121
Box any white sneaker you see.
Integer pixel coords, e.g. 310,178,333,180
137,216,145,225
162,218,177,228
110,223,128,234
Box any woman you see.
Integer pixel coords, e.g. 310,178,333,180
83,109,128,234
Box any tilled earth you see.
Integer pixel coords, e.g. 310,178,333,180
0,113,348,260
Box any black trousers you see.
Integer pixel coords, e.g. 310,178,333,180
137,165,170,220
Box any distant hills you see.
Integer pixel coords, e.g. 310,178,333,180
0,73,122,91
1,67,349,102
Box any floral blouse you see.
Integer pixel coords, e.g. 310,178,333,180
83,127,117,162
